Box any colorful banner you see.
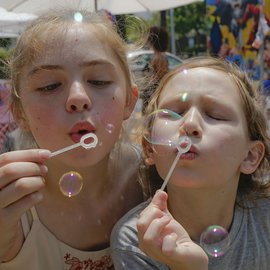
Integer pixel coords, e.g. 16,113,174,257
207,0,270,86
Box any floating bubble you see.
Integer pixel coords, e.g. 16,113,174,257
200,225,230,258
74,12,83,22
180,92,189,102
59,171,83,197
106,123,115,134
143,109,183,147
182,69,188,75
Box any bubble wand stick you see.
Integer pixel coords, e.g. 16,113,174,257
160,136,191,191
50,133,98,157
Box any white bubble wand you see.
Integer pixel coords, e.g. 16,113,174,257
160,136,191,191
50,133,98,157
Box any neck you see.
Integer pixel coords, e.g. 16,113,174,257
166,185,237,243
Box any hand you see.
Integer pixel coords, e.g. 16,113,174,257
137,190,208,270
0,149,50,262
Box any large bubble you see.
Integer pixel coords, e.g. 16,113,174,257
143,109,192,190
200,225,230,258
144,109,182,145
59,171,83,197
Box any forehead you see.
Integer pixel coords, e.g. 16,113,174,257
29,23,120,67
158,67,242,105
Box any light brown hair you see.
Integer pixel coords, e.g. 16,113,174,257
143,56,270,203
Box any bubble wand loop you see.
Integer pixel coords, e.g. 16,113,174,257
160,136,191,191
50,133,98,157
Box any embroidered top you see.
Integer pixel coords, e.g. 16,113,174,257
1,207,114,270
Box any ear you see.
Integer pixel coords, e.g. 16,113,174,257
123,85,139,120
142,137,155,165
240,140,265,174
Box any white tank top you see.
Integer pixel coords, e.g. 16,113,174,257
1,207,113,270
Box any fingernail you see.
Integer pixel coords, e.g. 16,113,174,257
39,150,51,159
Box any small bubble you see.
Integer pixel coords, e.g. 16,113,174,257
59,171,83,197
200,225,230,258
181,92,188,102
74,12,83,22
106,123,115,134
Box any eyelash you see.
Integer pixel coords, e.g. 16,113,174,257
168,108,226,121
36,79,111,92
206,112,227,121
36,83,61,92
87,80,111,88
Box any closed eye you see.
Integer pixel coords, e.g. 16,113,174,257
87,80,111,88
206,113,227,121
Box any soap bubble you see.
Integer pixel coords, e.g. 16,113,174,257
59,171,83,197
200,225,230,258
144,109,182,145
106,123,115,134
143,109,185,155
74,12,83,22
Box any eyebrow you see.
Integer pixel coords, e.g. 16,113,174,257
79,60,115,69
27,65,63,77
27,60,115,77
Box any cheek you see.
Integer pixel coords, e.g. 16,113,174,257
23,102,59,139
152,147,176,179
209,128,248,165
99,93,126,121
94,97,126,142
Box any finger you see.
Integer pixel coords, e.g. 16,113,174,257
138,215,171,257
137,191,169,235
162,232,178,255
0,149,51,167
162,219,191,244
137,206,164,236
0,162,48,189
150,190,168,212
142,215,171,243
0,191,43,225
139,190,168,221
0,176,45,209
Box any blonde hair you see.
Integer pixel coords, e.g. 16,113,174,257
144,56,270,202
9,8,134,123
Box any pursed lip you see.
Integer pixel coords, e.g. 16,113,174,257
69,121,96,143
176,145,198,160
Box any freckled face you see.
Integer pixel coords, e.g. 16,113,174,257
19,24,131,166
152,67,251,189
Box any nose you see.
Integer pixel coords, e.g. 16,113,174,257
66,82,91,112
180,107,202,137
